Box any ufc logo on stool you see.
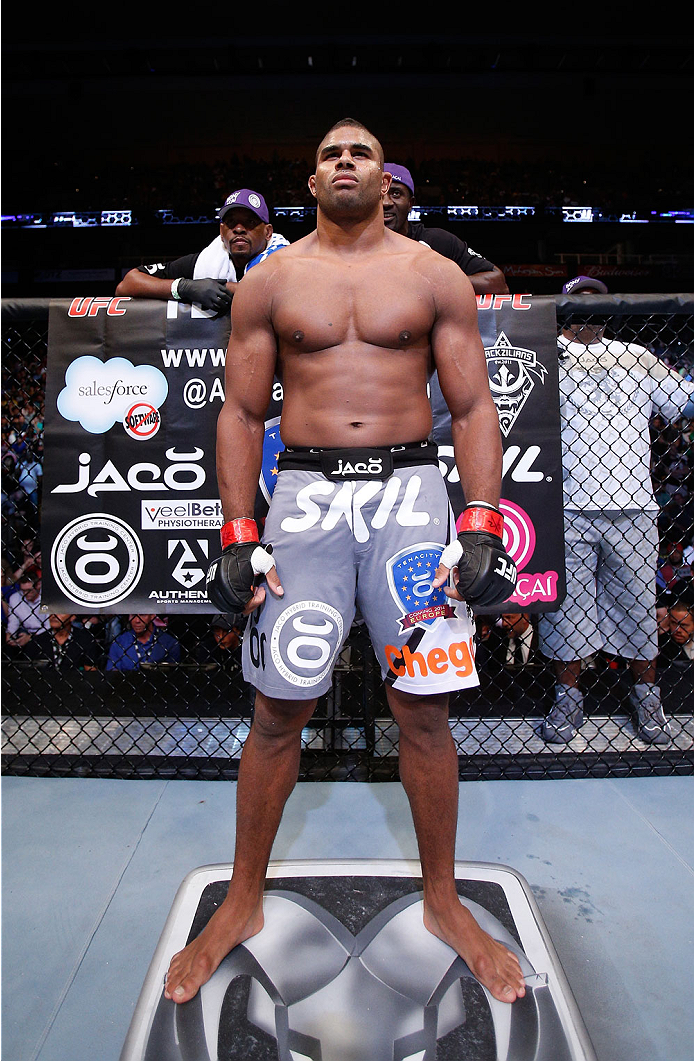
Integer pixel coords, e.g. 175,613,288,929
495,556,517,584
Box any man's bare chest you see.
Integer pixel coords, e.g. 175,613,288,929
273,260,435,353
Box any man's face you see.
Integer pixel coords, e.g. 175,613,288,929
220,208,272,265
309,125,389,218
49,613,74,633
383,180,414,234
501,613,530,637
130,613,155,635
212,625,238,650
20,577,40,602
669,607,694,645
563,289,606,345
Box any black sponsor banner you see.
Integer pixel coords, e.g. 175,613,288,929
43,297,231,613
430,294,565,613
42,294,563,615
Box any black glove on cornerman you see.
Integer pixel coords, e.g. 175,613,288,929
177,278,232,313
205,518,276,613
439,505,517,608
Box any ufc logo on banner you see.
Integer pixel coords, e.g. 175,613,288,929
68,297,130,317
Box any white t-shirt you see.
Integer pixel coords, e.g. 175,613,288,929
557,333,694,511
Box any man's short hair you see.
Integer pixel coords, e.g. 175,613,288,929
316,117,384,164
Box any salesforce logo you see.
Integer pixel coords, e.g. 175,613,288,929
57,356,168,434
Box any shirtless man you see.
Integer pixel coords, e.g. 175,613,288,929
164,118,523,1007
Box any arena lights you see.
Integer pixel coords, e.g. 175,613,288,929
2,207,691,227
1,211,133,228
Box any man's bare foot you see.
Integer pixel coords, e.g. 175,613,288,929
423,899,526,1003
164,895,264,1004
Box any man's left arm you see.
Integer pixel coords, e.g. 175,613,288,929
466,265,509,295
429,262,517,606
649,353,694,420
431,264,502,505
429,229,509,294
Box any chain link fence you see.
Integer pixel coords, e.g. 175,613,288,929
2,296,693,781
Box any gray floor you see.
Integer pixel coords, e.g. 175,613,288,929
2,774,693,1061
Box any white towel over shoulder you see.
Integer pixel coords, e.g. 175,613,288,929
193,232,289,282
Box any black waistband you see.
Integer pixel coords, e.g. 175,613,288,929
278,439,438,480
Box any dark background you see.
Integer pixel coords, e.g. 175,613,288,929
3,27,693,296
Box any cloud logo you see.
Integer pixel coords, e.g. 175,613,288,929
57,356,168,434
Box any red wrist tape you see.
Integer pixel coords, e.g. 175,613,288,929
220,518,259,550
460,505,503,538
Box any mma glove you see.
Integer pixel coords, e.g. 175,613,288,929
175,278,232,313
439,504,518,608
206,518,276,613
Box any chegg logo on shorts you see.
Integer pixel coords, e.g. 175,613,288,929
385,638,475,680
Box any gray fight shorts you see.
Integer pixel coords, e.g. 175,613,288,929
242,464,478,700
538,509,659,661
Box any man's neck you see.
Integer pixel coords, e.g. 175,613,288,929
136,629,154,644
316,206,387,254
53,627,71,645
230,252,250,274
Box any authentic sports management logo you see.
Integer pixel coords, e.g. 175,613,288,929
57,355,168,437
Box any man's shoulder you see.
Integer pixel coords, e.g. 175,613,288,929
111,631,133,647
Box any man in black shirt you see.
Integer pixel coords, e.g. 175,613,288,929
383,164,508,294
24,614,101,670
116,189,289,313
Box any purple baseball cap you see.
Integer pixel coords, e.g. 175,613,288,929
219,189,269,225
384,164,415,196
563,275,608,295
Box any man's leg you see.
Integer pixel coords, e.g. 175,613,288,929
628,658,671,744
541,659,585,743
165,691,316,1003
385,685,526,1003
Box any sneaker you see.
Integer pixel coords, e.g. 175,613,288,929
541,686,584,744
630,684,671,746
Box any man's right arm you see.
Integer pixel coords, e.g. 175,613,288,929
216,269,279,520
116,254,197,299
207,266,284,613
116,255,233,312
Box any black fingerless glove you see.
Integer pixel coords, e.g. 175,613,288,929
205,518,275,612
441,505,518,607
177,278,232,312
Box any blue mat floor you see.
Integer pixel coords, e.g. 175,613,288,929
2,774,693,1061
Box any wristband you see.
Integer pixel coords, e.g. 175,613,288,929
465,500,499,512
460,505,504,538
220,517,259,550
170,278,183,301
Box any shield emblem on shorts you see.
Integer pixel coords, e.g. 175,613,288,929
387,545,455,632
259,417,285,503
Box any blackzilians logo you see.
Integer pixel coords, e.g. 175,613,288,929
57,355,168,435
485,332,547,437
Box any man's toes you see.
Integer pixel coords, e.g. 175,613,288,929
165,976,200,1004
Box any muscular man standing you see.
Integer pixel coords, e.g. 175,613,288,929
165,119,523,1007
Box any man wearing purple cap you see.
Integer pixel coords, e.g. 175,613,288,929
116,189,289,313
539,276,694,746
383,163,508,294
